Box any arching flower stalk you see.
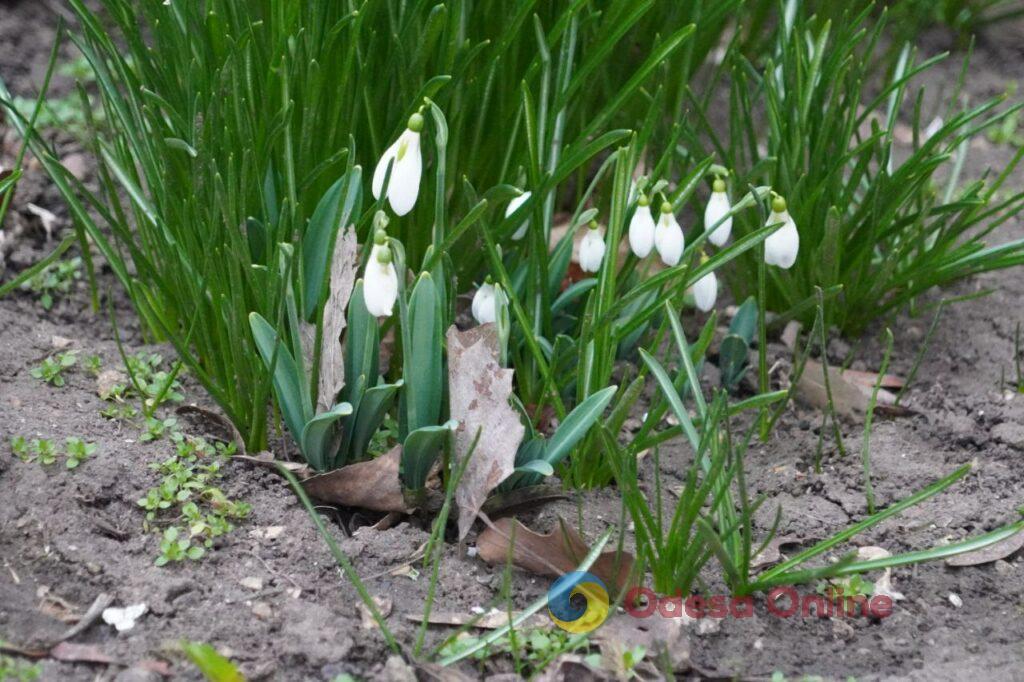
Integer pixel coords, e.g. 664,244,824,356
372,111,424,216
579,220,607,273
628,194,656,258
363,229,399,317
764,193,800,269
654,200,684,267
704,175,732,247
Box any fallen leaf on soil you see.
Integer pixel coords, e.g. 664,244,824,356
447,325,525,541
234,452,310,475
49,642,114,665
101,603,147,632
301,445,411,512
96,369,128,400
945,528,1024,567
856,547,905,602
175,405,247,454
317,225,358,413
593,615,691,673
239,576,263,591
534,655,614,682
795,360,910,419
50,335,73,350
358,596,393,630
750,534,805,569
61,152,89,181
476,517,634,596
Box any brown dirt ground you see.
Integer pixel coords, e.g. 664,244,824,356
1,3,1023,681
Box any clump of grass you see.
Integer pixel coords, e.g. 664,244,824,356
685,2,1024,335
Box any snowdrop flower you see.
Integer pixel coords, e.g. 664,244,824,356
372,112,424,216
704,177,732,247
764,194,799,269
654,201,684,267
628,195,656,258
692,254,718,312
471,279,498,325
578,221,606,273
363,230,399,317
506,191,532,240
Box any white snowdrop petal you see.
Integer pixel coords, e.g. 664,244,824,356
364,245,399,317
693,272,718,312
507,192,532,241
579,229,606,273
654,212,684,267
387,131,422,216
371,137,402,200
472,283,497,325
764,210,800,269
704,192,733,247
628,205,656,258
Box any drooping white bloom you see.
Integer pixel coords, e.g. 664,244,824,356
764,195,800,269
578,223,606,273
628,198,656,258
506,191,532,240
692,271,718,312
364,238,399,317
471,281,498,325
372,113,424,216
704,178,732,247
654,202,684,267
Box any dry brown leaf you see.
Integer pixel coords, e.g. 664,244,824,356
317,225,358,413
359,596,393,630
476,517,634,596
447,325,525,541
796,360,909,419
946,528,1024,567
96,369,127,400
301,445,410,513
405,609,548,630
50,641,114,664
750,534,805,570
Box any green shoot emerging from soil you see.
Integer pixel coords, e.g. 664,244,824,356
20,256,81,310
30,350,76,386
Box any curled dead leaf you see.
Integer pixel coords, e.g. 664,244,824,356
301,446,411,513
476,517,634,597
795,360,911,419
447,325,525,541
946,528,1024,567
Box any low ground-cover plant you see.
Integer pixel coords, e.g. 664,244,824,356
684,2,1024,334
137,432,248,566
10,435,97,469
20,255,81,310
30,350,76,386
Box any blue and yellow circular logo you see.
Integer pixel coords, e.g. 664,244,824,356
547,571,609,633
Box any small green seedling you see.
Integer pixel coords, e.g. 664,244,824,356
32,438,57,465
10,436,31,462
181,641,244,682
141,416,178,442
101,402,139,421
21,256,82,310
64,437,97,469
155,526,205,566
0,654,41,681
30,351,77,386
84,354,102,376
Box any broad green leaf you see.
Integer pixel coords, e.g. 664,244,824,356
248,312,310,446
349,381,403,462
301,401,353,472
400,421,455,492
302,168,362,319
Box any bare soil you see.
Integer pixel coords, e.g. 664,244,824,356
1,3,1022,681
